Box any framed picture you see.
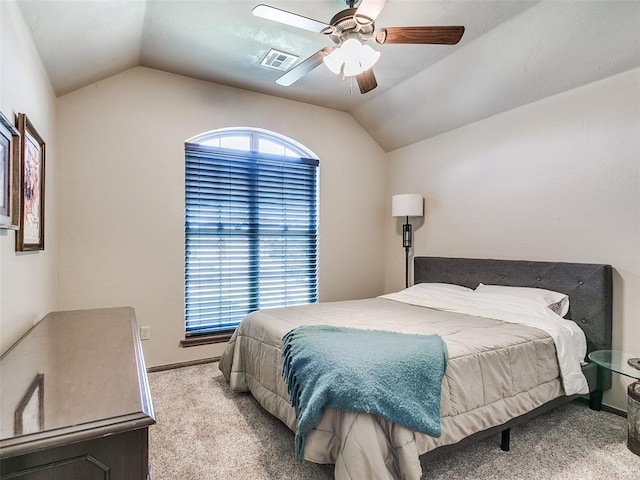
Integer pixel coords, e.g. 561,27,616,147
0,110,20,229
16,113,45,251
14,373,45,436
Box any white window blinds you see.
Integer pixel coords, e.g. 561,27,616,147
184,142,319,336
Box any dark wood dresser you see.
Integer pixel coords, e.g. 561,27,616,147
0,307,155,479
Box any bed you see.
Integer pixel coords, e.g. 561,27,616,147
219,257,612,480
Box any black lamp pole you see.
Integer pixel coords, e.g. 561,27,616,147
402,216,412,288
392,193,423,289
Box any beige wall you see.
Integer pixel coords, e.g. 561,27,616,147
385,68,640,411
56,66,387,368
0,1,58,354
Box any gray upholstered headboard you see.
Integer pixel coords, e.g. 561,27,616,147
413,257,613,354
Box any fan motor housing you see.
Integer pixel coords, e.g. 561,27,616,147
328,8,375,44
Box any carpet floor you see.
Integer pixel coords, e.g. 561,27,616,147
148,362,640,479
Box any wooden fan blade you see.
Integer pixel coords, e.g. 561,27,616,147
276,48,333,87
375,26,465,45
354,0,388,24
356,68,378,94
252,4,333,34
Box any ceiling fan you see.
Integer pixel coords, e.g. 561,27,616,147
253,0,465,94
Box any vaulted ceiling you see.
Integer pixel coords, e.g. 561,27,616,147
16,1,640,151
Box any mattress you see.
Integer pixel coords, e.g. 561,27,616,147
219,297,565,480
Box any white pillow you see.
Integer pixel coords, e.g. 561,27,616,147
406,282,473,294
474,283,569,317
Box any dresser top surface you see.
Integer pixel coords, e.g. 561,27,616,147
0,307,154,453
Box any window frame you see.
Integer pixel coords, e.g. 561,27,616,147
182,128,319,346
188,127,313,159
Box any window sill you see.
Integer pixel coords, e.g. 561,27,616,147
180,333,233,347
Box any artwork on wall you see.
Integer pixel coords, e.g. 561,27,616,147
0,110,20,230
16,113,45,251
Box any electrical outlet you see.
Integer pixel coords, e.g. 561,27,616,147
140,326,151,340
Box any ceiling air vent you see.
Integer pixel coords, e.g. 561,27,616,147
260,49,298,71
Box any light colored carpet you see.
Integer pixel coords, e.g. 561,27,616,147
148,362,640,479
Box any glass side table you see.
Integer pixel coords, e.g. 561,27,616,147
588,350,640,456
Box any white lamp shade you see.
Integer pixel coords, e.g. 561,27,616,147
392,194,423,217
323,38,380,77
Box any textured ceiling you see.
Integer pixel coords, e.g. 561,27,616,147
16,1,640,151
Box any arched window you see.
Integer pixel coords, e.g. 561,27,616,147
184,128,319,338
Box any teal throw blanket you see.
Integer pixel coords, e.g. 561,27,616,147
281,325,448,460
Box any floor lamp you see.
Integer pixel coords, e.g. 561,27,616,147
392,194,424,288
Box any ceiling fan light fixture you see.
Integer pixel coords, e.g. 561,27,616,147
322,51,343,75
254,1,465,94
322,38,380,77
